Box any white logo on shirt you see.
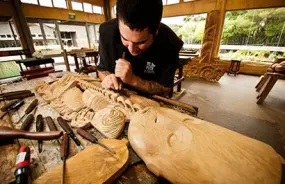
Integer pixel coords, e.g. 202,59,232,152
144,62,156,74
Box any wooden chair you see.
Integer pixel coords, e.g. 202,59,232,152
255,58,285,104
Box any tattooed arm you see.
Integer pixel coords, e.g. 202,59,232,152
130,76,171,97
98,70,111,81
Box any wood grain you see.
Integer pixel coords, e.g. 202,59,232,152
128,107,282,184
33,139,129,184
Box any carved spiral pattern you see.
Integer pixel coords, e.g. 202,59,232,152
200,66,215,80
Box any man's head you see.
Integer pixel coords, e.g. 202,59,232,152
116,0,163,56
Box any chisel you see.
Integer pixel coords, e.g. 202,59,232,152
20,107,37,131
36,114,44,153
17,99,38,124
45,116,61,145
1,99,22,112
77,128,115,154
60,133,69,184
0,99,24,120
57,117,84,150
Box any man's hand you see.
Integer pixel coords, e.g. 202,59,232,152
101,73,123,90
115,59,137,85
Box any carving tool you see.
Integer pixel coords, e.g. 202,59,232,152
20,107,37,131
45,116,61,145
57,117,84,150
77,128,115,154
0,99,24,120
0,126,63,140
14,146,32,184
17,99,38,124
1,99,22,112
60,133,69,184
36,114,44,153
0,90,31,97
115,52,126,93
0,92,34,101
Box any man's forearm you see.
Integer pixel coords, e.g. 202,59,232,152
131,76,171,96
98,70,111,81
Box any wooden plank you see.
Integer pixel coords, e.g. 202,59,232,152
21,4,105,23
213,0,226,57
225,0,285,11
163,0,217,17
257,74,279,104
0,2,13,17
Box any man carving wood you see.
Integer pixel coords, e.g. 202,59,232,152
97,0,183,96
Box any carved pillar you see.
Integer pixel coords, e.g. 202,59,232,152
183,10,226,82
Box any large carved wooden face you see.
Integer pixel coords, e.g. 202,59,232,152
128,107,201,176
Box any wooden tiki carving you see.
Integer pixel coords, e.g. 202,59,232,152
184,10,226,82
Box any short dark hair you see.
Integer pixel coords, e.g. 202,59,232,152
116,0,163,35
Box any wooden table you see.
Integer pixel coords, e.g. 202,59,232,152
0,76,165,184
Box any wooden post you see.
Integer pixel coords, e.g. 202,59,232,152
85,23,92,48
213,0,226,57
63,49,71,72
12,0,35,57
103,0,111,21
67,0,72,10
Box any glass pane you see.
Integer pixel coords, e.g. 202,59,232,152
167,0,179,5
93,5,102,14
83,3,92,13
162,0,167,5
161,14,206,54
58,23,89,51
71,1,83,11
53,0,67,8
39,0,53,7
87,24,100,49
20,0,38,5
112,5,116,15
219,8,285,62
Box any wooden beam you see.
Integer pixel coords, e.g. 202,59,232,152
67,0,72,9
0,1,13,16
109,0,117,19
76,0,104,6
21,4,105,23
213,0,226,57
225,0,285,11
12,0,35,56
103,0,111,21
163,0,217,17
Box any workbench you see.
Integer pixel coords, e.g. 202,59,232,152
0,75,192,184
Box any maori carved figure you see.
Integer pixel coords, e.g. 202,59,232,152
34,139,129,184
91,107,126,139
129,94,160,109
82,89,110,112
183,10,226,82
71,108,95,128
62,87,84,112
128,107,282,184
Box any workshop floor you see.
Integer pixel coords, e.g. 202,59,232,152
179,74,285,158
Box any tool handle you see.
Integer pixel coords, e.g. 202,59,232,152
57,117,72,134
77,128,97,143
0,90,31,97
60,133,69,159
1,99,21,112
45,116,58,131
10,99,24,111
0,93,34,101
36,114,44,132
0,126,63,140
25,99,38,114
20,114,34,131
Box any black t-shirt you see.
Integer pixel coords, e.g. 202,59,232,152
97,19,183,88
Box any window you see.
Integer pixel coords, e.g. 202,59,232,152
83,3,93,13
93,5,103,14
0,35,6,38
162,0,167,5
7,34,12,38
38,34,42,37
162,14,206,53
219,8,285,62
53,0,67,9
167,0,179,5
71,1,83,11
39,0,53,7
31,34,36,37
20,0,38,5
112,5,116,15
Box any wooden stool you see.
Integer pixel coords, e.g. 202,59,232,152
227,59,241,76
255,72,285,104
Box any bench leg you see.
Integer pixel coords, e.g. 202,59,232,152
257,75,278,104
256,74,268,92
